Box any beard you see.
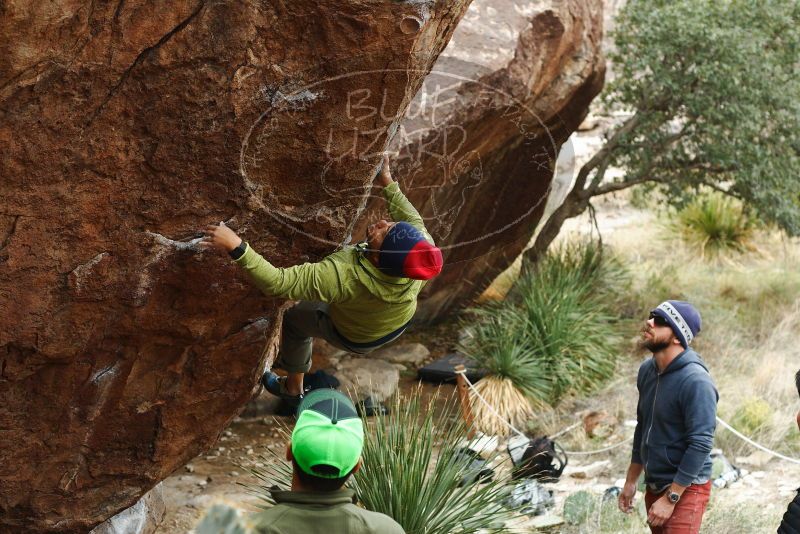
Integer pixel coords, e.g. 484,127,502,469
640,338,672,353
637,328,672,353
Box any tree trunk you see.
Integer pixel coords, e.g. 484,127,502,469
521,188,590,271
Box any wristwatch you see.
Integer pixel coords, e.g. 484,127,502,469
667,491,680,504
229,241,247,260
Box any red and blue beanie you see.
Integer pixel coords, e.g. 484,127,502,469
378,222,443,280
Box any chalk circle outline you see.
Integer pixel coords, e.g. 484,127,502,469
239,68,566,252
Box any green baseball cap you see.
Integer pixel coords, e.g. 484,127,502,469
291,389,364,479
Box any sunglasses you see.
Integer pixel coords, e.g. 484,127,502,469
648,312,670,328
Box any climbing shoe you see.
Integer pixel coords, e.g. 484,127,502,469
261,371,303,411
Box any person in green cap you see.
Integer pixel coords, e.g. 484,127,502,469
252,389,405,534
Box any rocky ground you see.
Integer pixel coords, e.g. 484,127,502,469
159,344,800,533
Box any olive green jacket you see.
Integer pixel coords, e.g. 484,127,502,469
252,489,405,534
234,182,432,343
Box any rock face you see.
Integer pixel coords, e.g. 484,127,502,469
89,484,165,534
356,0,606,320
0,1,471,531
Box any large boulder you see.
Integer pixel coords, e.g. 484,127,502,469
356,0,606,320
0,1,472,531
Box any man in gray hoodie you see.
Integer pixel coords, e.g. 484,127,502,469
618,300,718,533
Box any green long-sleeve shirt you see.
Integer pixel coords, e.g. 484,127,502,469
234,182,432,343
252,489,405,534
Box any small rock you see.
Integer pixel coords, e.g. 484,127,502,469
565,459,611,479
204,455,218,460
530,514,564,528
371,343,430,366
197,480,208,487
229,471,240,477
246,448,254,455
217,447,226,453
185,464,195,473
580,411,618,439
333,358,400,402
578,114,600,131
223,430,233,437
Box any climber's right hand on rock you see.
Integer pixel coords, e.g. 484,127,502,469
376,153,394,187
201,222,242,253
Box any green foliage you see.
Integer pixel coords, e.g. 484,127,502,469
460,307,550,399
671,193,755,255
351,393,514,534
462,241,628,406
730,397,773,435
563,491,596,525
604,0,800,235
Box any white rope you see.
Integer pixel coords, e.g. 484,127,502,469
716,416,800,465
455,369,527,438
455,370,631,455
455,372,800,465
550,421,582,439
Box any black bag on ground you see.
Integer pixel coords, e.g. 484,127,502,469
417,353,486,384
507,434,567,482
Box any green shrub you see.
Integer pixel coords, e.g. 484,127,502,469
730,397,773,436
352,392,514,533
564,491,595,525
671,194,755,256
460,306,550,400
513,242,625,404
462,241,627,406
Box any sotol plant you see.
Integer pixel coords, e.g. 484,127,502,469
462,241,626,410
245,391,515,534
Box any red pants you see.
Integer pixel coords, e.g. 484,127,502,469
644,481,712,534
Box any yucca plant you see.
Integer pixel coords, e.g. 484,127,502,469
458,307,545,436
510,242,622,404
352,391,514,533
462,241,625,412
244,391,515,534
672,193,755,257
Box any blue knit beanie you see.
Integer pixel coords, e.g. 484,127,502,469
651,300,702,349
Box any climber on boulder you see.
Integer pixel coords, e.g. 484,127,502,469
202,154,443,408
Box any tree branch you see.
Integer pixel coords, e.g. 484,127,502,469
573,111,645,191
